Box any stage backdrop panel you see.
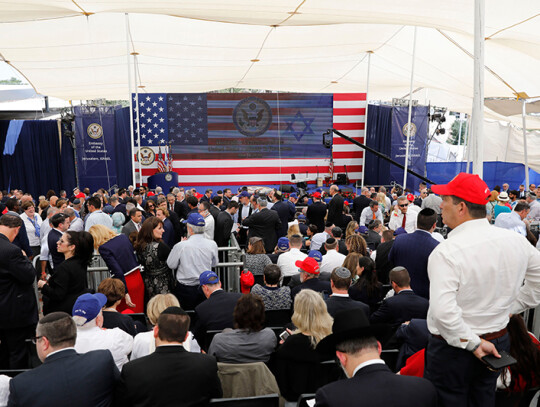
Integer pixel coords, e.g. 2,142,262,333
131,93,365,186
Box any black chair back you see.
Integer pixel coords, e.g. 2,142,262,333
380,349,400,372
210,393,279,406
297,393,316,407
25,339,42,368
0,369,30,378
205,329,223,351
264,309,292,327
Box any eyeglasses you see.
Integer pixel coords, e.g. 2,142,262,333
31,335,44,344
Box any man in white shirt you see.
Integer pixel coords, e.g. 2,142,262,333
72,293,133,371
310,222,333,251
84,196,113,231
65,208,84,232
425,173,540,407
320,238,346,274
525,192,540,221
388,196,417,233
359,201,384,227
277,234,307,277
494,201,530,236
198,201,215,240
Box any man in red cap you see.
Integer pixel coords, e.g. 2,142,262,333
290,257,331,300
306,191,327,234
424,172,540,407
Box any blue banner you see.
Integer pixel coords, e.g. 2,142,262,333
390,105,429,192
74,106,118,192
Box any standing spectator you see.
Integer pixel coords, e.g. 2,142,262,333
388,196,418,234
495,201,530,236
65,207,84,232
134,217,173,302
144,200,156,217
493,191,512,219
352,187,372,223
421,189,442,214
244,236,272,276
20,201,42,258
38,231,93,315
327,185,345,228
155,207,176,249
251,265,292,310
47,213,70,271
374,230,395,284
365,220,383,251
306,192,327,233
0,214,38,369
359,201,384,227
243,197,282,253
214,201,238,247
84,196,113,231
271,190,295,238
198,201,215,240
121,208,142,237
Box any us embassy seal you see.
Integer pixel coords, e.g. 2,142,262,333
138,147,155,166
233,97,272,137
402,122,417,139
87,123,103,140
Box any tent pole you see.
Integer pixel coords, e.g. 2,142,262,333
125,13,137,188
402,26,417,191
522,100,529,190
471,0,485,177
362,51,372,189
466,114,472,173
134,56,142,186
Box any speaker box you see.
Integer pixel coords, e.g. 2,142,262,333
280,185,295,193
336,173,349,185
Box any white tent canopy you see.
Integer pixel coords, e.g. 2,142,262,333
1,1,540,125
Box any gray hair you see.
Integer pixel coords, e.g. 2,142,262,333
155,186,163,194
126,203,135,212
64,208,76,218
47,206,60,217
257,198,268,207
189,224,205,234
172,187,180,195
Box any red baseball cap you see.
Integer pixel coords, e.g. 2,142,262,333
295,257,320,275
312,192,321,199
147,191,155,197
431,172,490,205
406,193,414,202
75,192,85,199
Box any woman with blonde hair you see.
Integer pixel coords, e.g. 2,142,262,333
275,289,335,401
287,224,301,240
89,224,143,313
345,221,358,239
131,293,199,359
376,192,388,214
345,234,368,256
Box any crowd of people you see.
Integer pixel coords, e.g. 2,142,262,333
0,175,539,406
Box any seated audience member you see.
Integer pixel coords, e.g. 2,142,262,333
98,278,138,336
277,234,307,277
494,201,530,236
330,226,348,255
115,307,222,407
320,238,346,274
375,229,395,284
345,234,368,256
274,289,335,401
208,293,277,363
348,256,384,313
370,266,428,325
8,312,119,407
38,231,93,315
291,257,331,300
193,271,242,349
394,319,430,371
131,294,199,360
365,220,383,251
325,267,370,319
251,264,292,310
341,252,361,281
310,222,333,251
243,236,272,276
287,249,329,290
267,237,290,264
72,293,133,370
314,309,437,407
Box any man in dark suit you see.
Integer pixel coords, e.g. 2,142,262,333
374,230,395,284
0,214,38,369
121,207,142,237
167,193,183,219
47,212,70,271
365,220,382,251
395,319,430,370
236,191,253,247
352,187,372,222
209,195,222,222
315,309,437,407
388,208,440,299
271,190,295,237
242,197,282,253
325,267,369,318
214,201,238,247
370,267,429,327
115,307,222,407
222,188,233,209
327,185,345,228
193,271,242,350
306,192,327,234
8,312,119,407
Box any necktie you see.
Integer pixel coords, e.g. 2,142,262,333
401,213,407,228
372,212,376,220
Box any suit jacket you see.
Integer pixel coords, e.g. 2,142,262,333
0,233,38,329
115,345,222,407
242,208,282,253
193,290,243,348
395,319,430,370
99,234,139,288
365,229,381,251
369,290,429,326
315,362,437,407
291,278,331,300
271,200,295,237
13,220,31,257
375,240,394,284
388,230,439,299
167,211,184,242
327,193,344,227
121,220,139,238
9,349,119,407
352,195,371,222
325,295,370,319
209,205,221,223
48,229,64,270
306,201,327,233
169,201,183,219
214,211,234,247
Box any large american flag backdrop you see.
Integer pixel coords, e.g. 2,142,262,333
132,93,365,186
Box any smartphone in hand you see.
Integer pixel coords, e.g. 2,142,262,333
482,350,517,370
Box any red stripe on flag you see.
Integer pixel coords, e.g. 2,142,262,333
332,108,366,116
333,123,365,131
333,152,363,159
332,137,364,145
333,94,367,101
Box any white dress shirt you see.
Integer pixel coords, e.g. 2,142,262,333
203,213,215,240
84,210,113,231
494,211,527,236
310,231,329,251
526,200,540,221
359,207,384,227
427,218,540,351
388,209,418,233
75,324,133,370
277,248,307,277
68,217,84,232
131,331,200,360
320,249,346,274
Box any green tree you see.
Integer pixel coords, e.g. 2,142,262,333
0,76,26,85
447,119,467,145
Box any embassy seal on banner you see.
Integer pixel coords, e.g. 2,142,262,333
74,105,118,192
390,105,429,192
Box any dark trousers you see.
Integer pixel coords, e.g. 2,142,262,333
172,283,204,311
424,333,510,407
0,324,36,369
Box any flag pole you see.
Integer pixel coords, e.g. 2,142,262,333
402,26,418,191
471,0,485,177
125,13,137,188
133,55,143,185
362,51,372,190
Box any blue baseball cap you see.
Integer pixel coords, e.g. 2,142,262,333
277,237,290,251
289,193,298,199
308,250,323,262
72,293,107,324
394,227,407,236
238,191,250,198
199,271,220,286
182,212,206,226
298,214,306,221
355,225,368,234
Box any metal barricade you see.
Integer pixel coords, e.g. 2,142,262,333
87,254,110,292
215,233,244,293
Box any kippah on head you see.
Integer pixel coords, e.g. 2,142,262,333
161,306,187,316
326,237,336,245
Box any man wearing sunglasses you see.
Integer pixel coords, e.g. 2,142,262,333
388,196,418,234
